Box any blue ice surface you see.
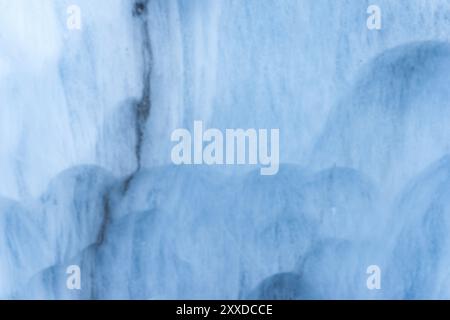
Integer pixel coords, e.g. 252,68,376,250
2,0,450,299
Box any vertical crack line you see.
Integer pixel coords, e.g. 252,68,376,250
96,192,111,246
91,3,154,296
133,0,153,171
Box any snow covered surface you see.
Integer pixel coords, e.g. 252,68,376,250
1,0,450,299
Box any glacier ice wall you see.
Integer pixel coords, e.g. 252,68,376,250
2,0,450,299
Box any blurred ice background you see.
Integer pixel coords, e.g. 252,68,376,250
1,0,450,299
